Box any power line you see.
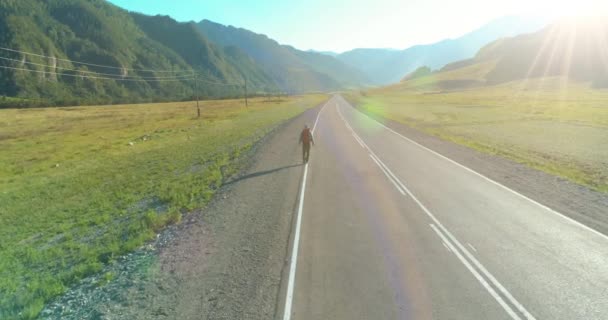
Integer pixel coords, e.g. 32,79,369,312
0,65,195,82
0,46,193,74
0,64,265,90
0,48,249,85
0,46,279,93
0,56,194,80
197,77,244,87
1,63,260,89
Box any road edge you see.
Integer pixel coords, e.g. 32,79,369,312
342,95,608,239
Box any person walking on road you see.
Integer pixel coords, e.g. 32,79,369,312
299,124,315,163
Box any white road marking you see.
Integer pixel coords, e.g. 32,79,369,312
338,102,536,320
442,242,452,253
341,96,608,242
352,133,365,148
312,102,325,133
337,107,367,149
282,100,328,320
369,154,405,195
468,243,478,252
430,224,523,320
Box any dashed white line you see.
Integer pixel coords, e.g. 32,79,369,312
343,96,608,242
468,243,478,252
430,224,523,320
338,102,536,320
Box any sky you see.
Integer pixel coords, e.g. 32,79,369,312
107,0,608,53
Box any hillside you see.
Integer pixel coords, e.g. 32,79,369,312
197,20,369,93
402,66,432,81
336,16,547,84
409,18,608,90
475,18,608,86
0,0,276,107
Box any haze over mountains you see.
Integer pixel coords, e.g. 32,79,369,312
0,0,574,108
400,17,608,90
470,18,608,87
334,16,549,84
197,20,368,93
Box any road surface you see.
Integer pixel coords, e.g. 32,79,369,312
280,95,608,320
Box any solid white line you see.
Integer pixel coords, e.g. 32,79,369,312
312,102,325,133
430,224,523,320
442,242,452,253
282,164,308,320
352,133,365,148
345,99,608,242
350,129,366,148
338,102,536,320
282,100,328,320
387,153,537,320
468,243,478,252
369,152,409,199
369,154,405,195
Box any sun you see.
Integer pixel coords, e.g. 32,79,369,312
531,0,608,17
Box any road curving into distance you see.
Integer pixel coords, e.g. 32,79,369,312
280,95,608,320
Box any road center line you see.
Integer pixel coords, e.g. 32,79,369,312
343,97,608,242
352,133,365,148
338,102,536,320
442,242,452,253
468,243,478,252
337,106,366,148
282,100,328,320
430,224,523,320
369,154,406,195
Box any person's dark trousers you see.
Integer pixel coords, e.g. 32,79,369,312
302,143,311,163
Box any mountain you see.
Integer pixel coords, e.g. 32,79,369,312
307,50,339,57
335,48,400,84
336,16,549,84
0,0,276,107
402,66,432,81
197,20,369,93
469,18,608,87
129,13,276,89
402,18,608,90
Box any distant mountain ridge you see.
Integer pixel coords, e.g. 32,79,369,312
0,2,563,107
197,19,369,93
0,0,279,106
448,18,608,87
0,0,369,107
336,16,549,84
400,18,608,90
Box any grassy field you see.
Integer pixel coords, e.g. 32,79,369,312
0,95,326,319
348,77,608,193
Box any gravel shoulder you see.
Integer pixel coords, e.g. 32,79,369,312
351,102,608,237
39,104,321,320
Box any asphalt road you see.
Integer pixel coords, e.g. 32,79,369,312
280,95,608,320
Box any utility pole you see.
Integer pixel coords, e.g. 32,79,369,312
195,73,200,118
244,76,248,107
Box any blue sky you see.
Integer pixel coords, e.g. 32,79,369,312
107,0,606,52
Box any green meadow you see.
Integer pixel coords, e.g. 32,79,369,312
348,77,608,192
0,95,326,319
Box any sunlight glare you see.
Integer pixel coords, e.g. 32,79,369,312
529,0,608,18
